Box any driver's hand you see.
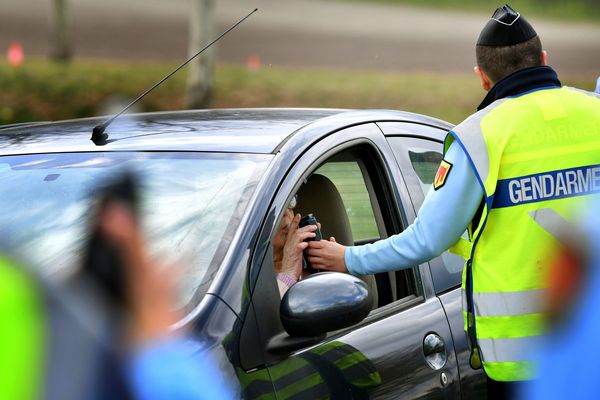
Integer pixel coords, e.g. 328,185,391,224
281,213,317,279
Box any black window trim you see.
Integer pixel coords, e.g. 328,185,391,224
385,134,463,294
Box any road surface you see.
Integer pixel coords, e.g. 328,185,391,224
1,0,599,75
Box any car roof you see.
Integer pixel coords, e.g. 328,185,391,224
0,108,452,155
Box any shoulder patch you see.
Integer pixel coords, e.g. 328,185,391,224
433,160,453,190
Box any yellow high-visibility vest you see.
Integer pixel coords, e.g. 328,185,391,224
446,86,600,381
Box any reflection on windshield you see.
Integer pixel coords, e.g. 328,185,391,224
0,152,269,308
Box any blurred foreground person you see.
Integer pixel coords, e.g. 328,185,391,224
0,253,45,400
307,4,600,398
0,174,234,400
93,193,235,400
520,201,598,400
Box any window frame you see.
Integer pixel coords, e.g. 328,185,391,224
384,133,464,294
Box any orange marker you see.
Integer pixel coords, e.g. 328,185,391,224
246,54,261,71
8,42,24,68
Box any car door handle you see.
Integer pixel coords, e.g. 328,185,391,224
423,333,445,355
423,333,447,370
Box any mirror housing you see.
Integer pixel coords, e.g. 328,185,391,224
280,272,372,336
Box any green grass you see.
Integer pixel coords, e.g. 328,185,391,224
317,162,380,240
329,0,600,22
0,59,596,126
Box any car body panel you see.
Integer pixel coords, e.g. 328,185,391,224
330,297,460,399
0,109,453,156
0,109,343,155
438,291,488,399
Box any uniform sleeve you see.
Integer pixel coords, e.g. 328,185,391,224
128,337,235,400
345,142,483,275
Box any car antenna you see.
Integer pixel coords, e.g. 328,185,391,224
91,7,258,146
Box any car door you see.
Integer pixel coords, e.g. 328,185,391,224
241,123,461,399
381,122,487,398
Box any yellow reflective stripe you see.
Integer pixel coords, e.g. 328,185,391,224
483,361,536,382
472,289,545,317
528,208,572,245
501,140,600,166
475,314,545,339
463,288,546,316
478,337,537,363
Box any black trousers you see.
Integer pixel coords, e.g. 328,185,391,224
486,377,521,400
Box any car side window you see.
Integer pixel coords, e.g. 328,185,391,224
315,161,379,242
276,145,417,310
387,135,465,293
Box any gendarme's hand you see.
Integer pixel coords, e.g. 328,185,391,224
306,239,348,273
281,213,317,279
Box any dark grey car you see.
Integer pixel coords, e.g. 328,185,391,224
0,109,486,399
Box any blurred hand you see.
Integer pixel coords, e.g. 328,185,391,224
280,213,317,279
98,201,179,345
306,239,347,273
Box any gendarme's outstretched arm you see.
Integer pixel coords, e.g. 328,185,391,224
307,142,482,275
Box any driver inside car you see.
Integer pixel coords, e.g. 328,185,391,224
272,194,328,297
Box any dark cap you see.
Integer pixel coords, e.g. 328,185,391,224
477,4,537,46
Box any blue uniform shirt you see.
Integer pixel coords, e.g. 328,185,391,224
129,337,236,400
345,142,483,275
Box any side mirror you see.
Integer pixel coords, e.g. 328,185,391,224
280,272,372,337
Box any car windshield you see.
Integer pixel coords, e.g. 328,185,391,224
0,152,270,309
